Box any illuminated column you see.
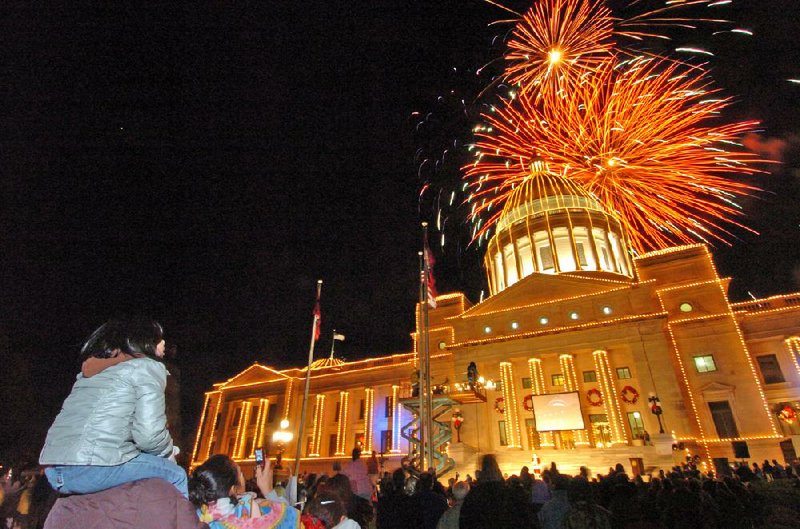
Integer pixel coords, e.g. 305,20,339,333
234,401,253,459
200,392,223,463
191,392,212,467
559,354,589,446
310,394,326,457
785,337,800,377
500,362,522,448
364,388,375,452
335,391,350,455
282,378,294,421
254,398,270,449
391,385,402,453
592,350,627,444
528,358,553,447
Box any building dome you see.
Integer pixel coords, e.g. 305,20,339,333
484,160,633,295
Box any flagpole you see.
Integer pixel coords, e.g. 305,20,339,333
294,279,322,477
421,222,434,471
417,250,426,472
329,329,336,359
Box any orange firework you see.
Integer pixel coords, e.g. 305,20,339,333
504,0,727,95
505,0,614,97
465,57,765,252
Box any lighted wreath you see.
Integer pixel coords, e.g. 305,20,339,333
778,405,797,424
620,386,640,404
586,388,603,407
523,394,534,412
494,396,505,414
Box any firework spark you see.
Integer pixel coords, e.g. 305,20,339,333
464,57,766,252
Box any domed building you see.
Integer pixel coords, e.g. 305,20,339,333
190,163,800,477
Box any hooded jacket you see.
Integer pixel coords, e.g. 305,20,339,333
40,356,173,466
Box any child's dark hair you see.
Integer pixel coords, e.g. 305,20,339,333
188,454,239,507
80,318,164,361
306,491,346,528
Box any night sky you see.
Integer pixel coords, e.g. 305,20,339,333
2,1,799,460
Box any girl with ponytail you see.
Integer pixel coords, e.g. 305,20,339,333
189,455,300,529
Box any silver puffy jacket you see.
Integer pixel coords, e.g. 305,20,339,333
40,357,173,466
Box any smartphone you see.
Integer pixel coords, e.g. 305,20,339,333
254,447,264,468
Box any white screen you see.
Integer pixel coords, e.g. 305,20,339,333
531,391,585,431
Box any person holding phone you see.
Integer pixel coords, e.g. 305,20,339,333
39,319,187,496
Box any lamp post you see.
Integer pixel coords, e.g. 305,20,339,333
648,393,664,434
272,419,294,469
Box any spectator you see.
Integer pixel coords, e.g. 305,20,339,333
538,474,570,529
460,454,534,529
411,472,447,529
435,481,468,529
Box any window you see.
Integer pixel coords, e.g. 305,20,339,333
329,434,337,456
380,430,392,453
267,403,277,423
576,242,588,267
551,374,565,386
616,367,631,380
756,355,785,384
214,412,221,431
385,396,393,418
627,412,645,439
539,245,554,271
708,401,739,439
230,407,242,429
498,421,508,446
306,436,313,457
583,370,597,383
358,399,365,420
245,436,255,458
694,355,717,373
522,377,532,389
249,406,259,426
226,437,236,456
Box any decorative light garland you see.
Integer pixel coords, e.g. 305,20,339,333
364,388,375,452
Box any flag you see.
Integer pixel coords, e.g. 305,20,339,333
333,332,346,342
312,293,321,341
423,239,438,309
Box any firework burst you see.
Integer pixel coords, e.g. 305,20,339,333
504,0,729,95
465,57,766,252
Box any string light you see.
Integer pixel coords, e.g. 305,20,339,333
560,354,589,445
785,337,800,377
254,398,270,450
336,391,350,455
500,362,522,447
592,350,627,444
528,358,553,447
190,392,213,467
282,379,294,420
310,395,325,457
201,392,223,465
391,385,402,453
365,388,375,451
234,401,252,459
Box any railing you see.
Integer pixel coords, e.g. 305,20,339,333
732,295,800,313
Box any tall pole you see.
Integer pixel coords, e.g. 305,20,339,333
329,329,336,359
422,222,434,471
294,279,322,477
417,251,426,472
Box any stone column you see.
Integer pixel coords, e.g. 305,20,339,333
364,388,375,452
234,401,253,459
310,394,326,457
255,397,270,449
335,391,350,455
500,362,522,448
592,350,627,445
528,358,553,447
786,337,800,377
559,354,589,446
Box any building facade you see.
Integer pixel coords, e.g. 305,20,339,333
191,167,800,476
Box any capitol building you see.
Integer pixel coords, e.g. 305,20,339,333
190,164,800,477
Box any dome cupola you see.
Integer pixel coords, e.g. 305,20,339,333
484,159,634,295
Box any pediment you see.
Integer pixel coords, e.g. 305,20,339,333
456,272,632,318
216,363,289,389
699,381,736,396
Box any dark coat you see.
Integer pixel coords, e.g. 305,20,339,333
43,478,206,529
459,480,535,529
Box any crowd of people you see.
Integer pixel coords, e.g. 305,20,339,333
2,319,800,528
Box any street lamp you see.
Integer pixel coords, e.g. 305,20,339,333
648,393,664,434
272,419,294,469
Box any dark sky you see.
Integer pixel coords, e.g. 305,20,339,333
2,1,799,457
